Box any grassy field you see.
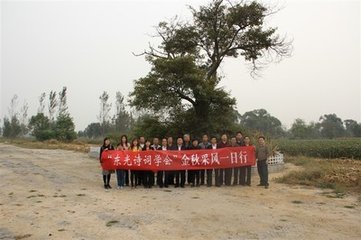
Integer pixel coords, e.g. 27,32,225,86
273,138,361,159
277,156,361,195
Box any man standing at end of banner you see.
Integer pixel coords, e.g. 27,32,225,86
256,136,270,189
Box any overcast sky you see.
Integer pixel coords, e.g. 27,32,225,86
1,0,360,131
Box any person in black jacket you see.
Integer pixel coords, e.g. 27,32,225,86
100,137,114,189
142,140,153,188
236,131,246,185
151,138,162,187
183,134,192,185
217,134,230,186
167,137,177,186
175,137,186,188
206,136,218,187
189,139,201,187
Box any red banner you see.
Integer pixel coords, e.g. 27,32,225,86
101,146,255,171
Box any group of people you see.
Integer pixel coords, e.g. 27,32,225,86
99,132,270,190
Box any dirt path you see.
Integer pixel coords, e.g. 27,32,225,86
0,143,360,240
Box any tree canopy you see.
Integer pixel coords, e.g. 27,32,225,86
129,0,291,136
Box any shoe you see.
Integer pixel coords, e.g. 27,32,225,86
265,184,269,189
180,185,185,188
107,185,112,189
104,185,108,189
257,184,264,187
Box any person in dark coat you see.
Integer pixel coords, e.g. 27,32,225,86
206,136,218,187
198,134,211,185
189,139,201,187
100,137,114,189
217,134,230,186
244,136,253,186
175,137,186,188
236,131,246,185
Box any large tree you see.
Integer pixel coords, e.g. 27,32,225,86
129,0,291,135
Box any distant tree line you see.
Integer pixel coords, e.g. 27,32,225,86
1,88,360,141
1,87,77,141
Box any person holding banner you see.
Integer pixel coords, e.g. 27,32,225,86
142,140,153,188
206,136,218,187
151,138,162,188
130,138,142,188
215,133,232,187
231,136,240,186
190,139,201,187
244,136,253,186
119,135,130,186
198,134,211,185
100,137,114,189
167,136,176,186
175,137,186,188
115,143,125,189
236,131,246,186
183,134,192,185
160,138,169,188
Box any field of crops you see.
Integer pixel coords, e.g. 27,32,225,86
273,138,361,159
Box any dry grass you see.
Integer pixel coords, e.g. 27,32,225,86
276,156,361,194
0,138,94,153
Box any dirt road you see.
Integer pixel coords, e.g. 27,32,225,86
0,143,360,240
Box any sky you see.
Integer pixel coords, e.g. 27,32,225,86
1,0,360,131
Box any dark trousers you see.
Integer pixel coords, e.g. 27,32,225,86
116,169,125,187
224,168,232,186
215,168,224,186
189,170,200,186
125,170,129,186
143,171,153,188
157,171,164,188
206,169,213,186
239,167,247,185
187,170,193,184
103,174,111,186
137,171,144,186
150,172,155,186
233,167,240,185
245,166,252,186
166,171,175,185
257,160,269,186
200,169,205,185
175,170,186,187
130,170,140,187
